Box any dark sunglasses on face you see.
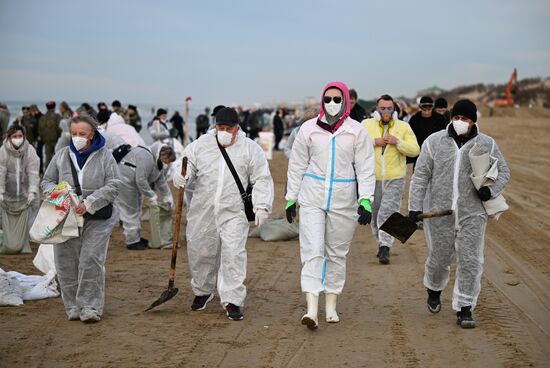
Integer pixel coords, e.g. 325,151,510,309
323,96,342,104
420,104,434,110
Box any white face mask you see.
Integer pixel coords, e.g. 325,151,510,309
217,130,233,146
72,136,89,151
324,101,342,117
452,119,470,136
11,138,24,147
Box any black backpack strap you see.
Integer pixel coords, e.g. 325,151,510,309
218,143,248,200
68,151,82,196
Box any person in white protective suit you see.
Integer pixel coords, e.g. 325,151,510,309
362,94,420,264
97,110,146,147
148,108,173,142
408,99,510,328
0,125,40,253
173,107,274,321
285,82,376,329
41,114,120,323
116,142,175,250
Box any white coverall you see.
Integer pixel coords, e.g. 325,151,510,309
184,129,273,307
286,117,376,295
409,126,509,310
41,144,120,318
0,139,41,253
115,143,171,245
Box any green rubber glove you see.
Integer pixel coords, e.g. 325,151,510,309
359,198,372,212
285,200,296,210
285,200,297,223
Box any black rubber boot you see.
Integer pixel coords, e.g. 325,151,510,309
378,246,390,264
427,289,441,313
456,306,476,328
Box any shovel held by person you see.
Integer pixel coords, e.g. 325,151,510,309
145,157,187,312
380,210,452,244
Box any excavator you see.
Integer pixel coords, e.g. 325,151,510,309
494,68,518,107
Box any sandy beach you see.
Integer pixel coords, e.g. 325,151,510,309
1,109,549,367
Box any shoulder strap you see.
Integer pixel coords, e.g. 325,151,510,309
218,143,247,197
68,151,82,196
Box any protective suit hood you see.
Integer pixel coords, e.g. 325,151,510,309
3,138,29,157
106,112,126,127
319,81,351,129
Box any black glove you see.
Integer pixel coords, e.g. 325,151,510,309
477,186,491,202
357,206,372,225
286,202,297,223
409,210,423,223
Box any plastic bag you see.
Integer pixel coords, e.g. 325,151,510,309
0,200,31,254
0,270,24,306
33,244,56,274
149,203,173,249
251,217,299,242
7,270,59,301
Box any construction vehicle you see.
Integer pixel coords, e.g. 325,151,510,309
494,68,518,107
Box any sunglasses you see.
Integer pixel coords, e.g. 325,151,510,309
323,96,342,104
420,104,434,109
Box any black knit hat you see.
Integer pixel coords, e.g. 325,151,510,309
434,97,448,109
211,105,226,117
215,107,239,126
451,99,477,122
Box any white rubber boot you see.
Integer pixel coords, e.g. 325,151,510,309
325,293,340,323
301,293,319,329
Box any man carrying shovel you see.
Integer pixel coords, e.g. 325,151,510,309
408,99,510,328
173,107,274,320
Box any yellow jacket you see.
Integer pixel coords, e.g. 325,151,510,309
362,118,420,180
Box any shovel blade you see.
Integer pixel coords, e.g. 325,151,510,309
145,287,179,312
380,212,418,244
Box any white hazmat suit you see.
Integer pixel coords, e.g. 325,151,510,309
409,125,509,311
41,142,120,320
115,143,171,246
286,82,376,297
183,129,273,307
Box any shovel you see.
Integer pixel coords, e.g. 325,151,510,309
145,157,187,312
380,210,453,244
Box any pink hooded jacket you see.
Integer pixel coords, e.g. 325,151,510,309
318,81,351,133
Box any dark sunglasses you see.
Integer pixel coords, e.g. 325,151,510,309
420,104,434,109
323,96,342,104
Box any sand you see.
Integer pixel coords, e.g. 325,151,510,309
1,111,549,367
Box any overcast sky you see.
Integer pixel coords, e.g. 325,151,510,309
1,0,549,107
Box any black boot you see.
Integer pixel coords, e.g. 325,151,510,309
127,240,147,250
427,289,441,313
191,294,213,311
225,303,244,321
378,246,390,264
456,306,476,328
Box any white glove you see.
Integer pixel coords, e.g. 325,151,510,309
254,209,269,227
173,170,186,188
27,192,36,205
149,194,158,206
162,195,174,208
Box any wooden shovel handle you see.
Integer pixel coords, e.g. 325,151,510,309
418,210,453,219
168,157,187,282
